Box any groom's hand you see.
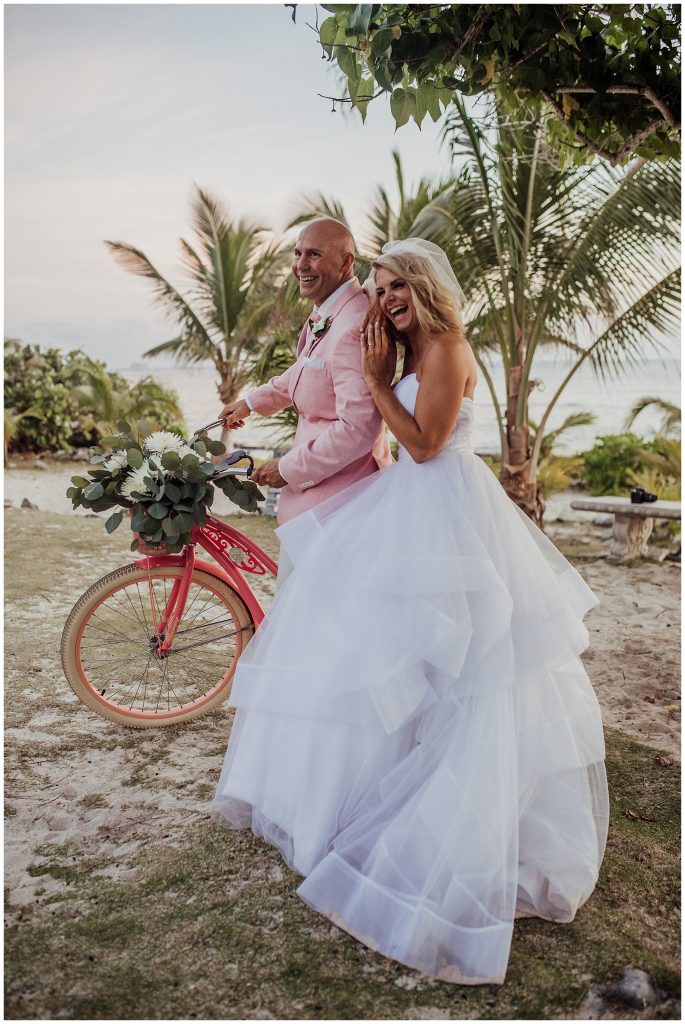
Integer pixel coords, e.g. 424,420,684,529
220,398,251,428
252,459,287,488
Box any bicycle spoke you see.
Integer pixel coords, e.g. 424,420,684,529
70,567,252,719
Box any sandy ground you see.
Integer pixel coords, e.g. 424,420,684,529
4,464,680,1018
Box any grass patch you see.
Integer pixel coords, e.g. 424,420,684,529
5,730,680,1021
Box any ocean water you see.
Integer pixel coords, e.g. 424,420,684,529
121,356,681,456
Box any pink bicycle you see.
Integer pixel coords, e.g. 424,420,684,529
60,422,278,728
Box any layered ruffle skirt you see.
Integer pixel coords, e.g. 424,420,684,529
211,448,609,984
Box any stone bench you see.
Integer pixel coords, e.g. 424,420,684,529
570,496,681,561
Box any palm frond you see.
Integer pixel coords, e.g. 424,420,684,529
286,193,349,230
624,396,681,435
105,241,212,350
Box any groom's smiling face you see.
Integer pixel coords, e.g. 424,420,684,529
292,222,354,307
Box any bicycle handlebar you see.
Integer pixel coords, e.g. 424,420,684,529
193,422,256,479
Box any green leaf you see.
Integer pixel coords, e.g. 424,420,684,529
162,516,181,537
349,3,372,35
130,512,147,532
116,420,132,434
193,440,207,457
98,435,122,448
204,439,226,456
127,448,144,470
83,482,104,501
390,87,414,129
164,481,182,503
131,538,140,552
147,502,169,520
105,510,124,534
176,511,195,532
181,453,200,469
320,15,338,45
161,451,182,471
193,504,207,527
70,475,90,487
355,76,375,122
335,43,360,83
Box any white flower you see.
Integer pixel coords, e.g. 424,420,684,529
119,459,156,499
103,450,128,473
144,431,186,457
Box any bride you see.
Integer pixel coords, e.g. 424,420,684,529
211,239,609,985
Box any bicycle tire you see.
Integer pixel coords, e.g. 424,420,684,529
61,563,254,728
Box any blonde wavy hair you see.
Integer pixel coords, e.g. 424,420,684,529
364,251,464,340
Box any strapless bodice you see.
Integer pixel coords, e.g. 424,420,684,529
393,373,474,459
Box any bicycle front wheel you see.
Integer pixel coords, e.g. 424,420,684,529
61,564,255,727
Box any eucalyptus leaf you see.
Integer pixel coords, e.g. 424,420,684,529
161,451,181,471
147,502,169,520
105,510,124,534
117,420,132,434
162,516,181,537
131,538,140,552
84,482,105,501
71,475,90,487
164,482,181,503
204,439,226,456
127,448,144,470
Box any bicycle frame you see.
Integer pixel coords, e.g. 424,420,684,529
134,514,278,655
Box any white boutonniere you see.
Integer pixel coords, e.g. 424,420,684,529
308,315,332,339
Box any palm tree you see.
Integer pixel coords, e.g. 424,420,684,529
624,396,681,437
106,186,285,445
69,358,184,439
411,98,681,523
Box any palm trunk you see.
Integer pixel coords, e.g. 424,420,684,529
499,364,545,526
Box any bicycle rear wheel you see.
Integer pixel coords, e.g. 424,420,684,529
61,564,254,727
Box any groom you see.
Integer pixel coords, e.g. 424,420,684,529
220,218,391,525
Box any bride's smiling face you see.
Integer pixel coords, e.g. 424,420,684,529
374,267,417,334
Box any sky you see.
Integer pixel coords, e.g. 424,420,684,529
5,3,449,366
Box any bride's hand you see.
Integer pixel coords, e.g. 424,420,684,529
361,319,395,390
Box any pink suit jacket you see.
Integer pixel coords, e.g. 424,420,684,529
247,279,390,523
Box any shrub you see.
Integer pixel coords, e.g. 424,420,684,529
581,433,648,495
4,340,184,454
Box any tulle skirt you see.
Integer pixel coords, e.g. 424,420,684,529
211,448,609,984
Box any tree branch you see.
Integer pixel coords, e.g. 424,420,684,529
543,91,666,166
554,85,679,128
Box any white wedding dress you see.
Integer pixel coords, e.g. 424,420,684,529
211,373,609,985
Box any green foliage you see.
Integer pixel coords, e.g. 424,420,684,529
407,99,680,494
4,340,185,455
66,425,264,553
581,432,665,495
4,340,76,451
69,358,185,441
531,411,594,499
314,4,680,165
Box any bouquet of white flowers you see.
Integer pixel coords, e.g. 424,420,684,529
67,421,264,553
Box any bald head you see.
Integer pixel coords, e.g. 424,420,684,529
292,218,357,307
